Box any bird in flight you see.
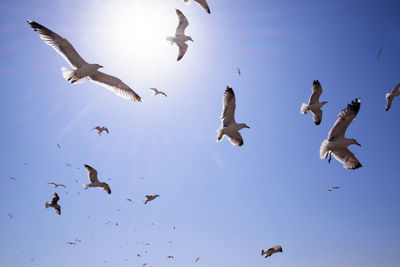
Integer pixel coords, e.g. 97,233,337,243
126,198,133,202
195,257,200,262
8,213,13,219
167,9,193,61
57,144,61,149
47,182,66,188
27,20,142,102
66,242,76,245
385,82,400,112
217,86,250,146
144,194,160,204
83,164,111,194
328,186,340,192
150,88,167,97
167,256,174,259
377,45,383,58
237,68,241,76
261,245,283,258
320,98,362,170
92,126,109,135
45,193,61,215
66,163,71,167
183,0,211,14
9,177,16,181
300,80,328,125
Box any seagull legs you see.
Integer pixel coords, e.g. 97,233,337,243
328,152,332,163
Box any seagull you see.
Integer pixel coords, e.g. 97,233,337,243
195,257,200,262
92,126,109,135
166,9,193,61
167,256,174,259
57,144,61,149
23,162,29,166
126,198,133,202
144,194,160,204
83,164,111,194
237,68,241,76
385,82,400,111
183,0,211,14
217,86,250,146
9,177,16,180
328,186,340,192
320,98,362,170
47,182,66,188
261,245,283,258
27,20,142,102
137,254,141,257
8,213,12,219
66,163,71,167
300,80,328,125
45,193,61,215
66,242,76,245
377,45,383,58
150,88,167,97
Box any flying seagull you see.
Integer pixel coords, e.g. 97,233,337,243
385,82,400,111
328,186,340,192
66,242,76,245
92,126,109,135
320,98,362,170
150,88,167,97
8,213,12,219
217,86,250,146
47,182,66,188
166,9,193,61
27,20,142,102
45,193,61,215
195,257,200,262
167,256,174,259
377,45,383,58
57,144,61,149
83,164,111,194
183,0,211,14
261,245,283,258
9,177,16,181
144,194,160,204
126,198,133,202
66,163,71,167
237,68,241,76
300,80,328,125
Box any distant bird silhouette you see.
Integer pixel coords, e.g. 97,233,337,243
66,163,71,167
150,88,167,97
300,80,328,125
385,82,400,112
217,86,250,146
92,126,109,135
144,194,160,204
8,213,12,219
47,182,66,188
45,193,61,215
328,186,340,192
183,0,211,13
237,68,241,76
195,257,200,262
261,245,283,258
167,256,174,259
167,9,193,61
126,198,132,202
66,242,76,245
377,45,383,58
83,164,111,194
9,177,16,181
57,144,61,149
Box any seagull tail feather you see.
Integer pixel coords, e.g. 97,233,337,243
61,67,86,84
166,36,174,42
216,129,224,142
300,103,309,114
320,139,330,159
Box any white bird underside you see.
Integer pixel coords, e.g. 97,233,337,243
27,20,142,102
300,80,327,125
320,98,362,170
167,9,192,61
150,88,167,97
83,164,111,194
385,82,400,112
184,0,211,14
217,86,249,146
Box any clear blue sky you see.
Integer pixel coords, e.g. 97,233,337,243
1,0,400,266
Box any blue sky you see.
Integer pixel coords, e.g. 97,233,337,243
1,0,400,266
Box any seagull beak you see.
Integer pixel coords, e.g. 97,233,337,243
356,142,361,147
246,126,250,129
99,65,104,68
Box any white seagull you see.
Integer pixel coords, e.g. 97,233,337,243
300,80,328,125
184,0,211,14
385,82,400,112
166,9,193,61
320,98,362,170
261,245,283,258
83,164,111,194
217,86,250,146
150,88,167,97
27,20,142,102
47,182,66,188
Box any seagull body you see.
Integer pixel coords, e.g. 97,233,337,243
300,80,328,125
217,86,250,146
150,88,167,97
27,20,142,102
184,0,211,13
93,126,109,135
262,245,283,258
328,186,340,191
144,194,160,204
45,193,61,215
385,82,400,111
320,98,362,170
83,164,111,194
47,182,66,188
166,9,193,61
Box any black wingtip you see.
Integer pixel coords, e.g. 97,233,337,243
315,120,321,126
313,80,320,85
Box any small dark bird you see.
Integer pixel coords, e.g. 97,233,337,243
237,68,241,76
66,163,71,167
8,213,13,219
57,144,61,149
66,242,76,245
47,182,66,188
377,45,383,58
144,194,160,204
167,256,174,259
9,177,16,180
328,186,340,192
45,193,61,215
195,257,200,262
261,245,283,258
92,126,109,135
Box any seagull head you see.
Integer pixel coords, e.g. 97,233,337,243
188,37,194,42
95,64,103,69
351,138,361,147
